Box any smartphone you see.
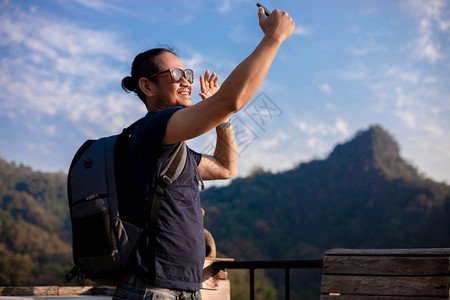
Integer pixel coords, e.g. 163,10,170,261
256,3,271,16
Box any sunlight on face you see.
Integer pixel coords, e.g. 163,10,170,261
151,52,193,109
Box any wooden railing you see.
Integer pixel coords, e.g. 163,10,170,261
3,249,447,300
320,248,450,299
213,259,323,300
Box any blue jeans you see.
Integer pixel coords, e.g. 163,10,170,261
113,274,202,300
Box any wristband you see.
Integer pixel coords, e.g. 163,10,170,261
216,119,231,130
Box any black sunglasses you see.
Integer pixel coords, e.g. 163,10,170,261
148,68,194,84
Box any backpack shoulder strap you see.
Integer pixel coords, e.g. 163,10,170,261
144,141,188,222
115,119,142,223
160,141,188,185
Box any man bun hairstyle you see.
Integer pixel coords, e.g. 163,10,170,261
121,76,138,93
122,46,178,103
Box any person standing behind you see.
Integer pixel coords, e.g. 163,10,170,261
114,6,295,300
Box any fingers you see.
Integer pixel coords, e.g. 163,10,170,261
208,72,218,87
204,69,210,80
205,70,217,83
199,69,219,100
201,70,218,89
200,70,210,93
259,8,295,42
200,73,206,93
258,6,266,21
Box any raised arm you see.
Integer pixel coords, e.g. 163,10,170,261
196,70,237,180
163,7,295,145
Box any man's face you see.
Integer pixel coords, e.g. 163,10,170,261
150,52,193,109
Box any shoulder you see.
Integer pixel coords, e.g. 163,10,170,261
130,107,184,150
138,107,184,133
143,106,183,122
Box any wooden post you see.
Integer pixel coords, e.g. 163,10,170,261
201,257,233,300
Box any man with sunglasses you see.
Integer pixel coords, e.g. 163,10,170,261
115,7,294,300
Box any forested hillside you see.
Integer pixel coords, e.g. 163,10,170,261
201,125,450,298
0,160,71,285
1,125,450,299
202,126,450,256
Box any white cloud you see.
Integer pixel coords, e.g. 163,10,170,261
424,76,438,83
259,131,289,150
233,139,306,179
73,0,120,11
394,110,416,128
218,0,232,13
386,67,421,84
402,125,450,184
335,119,349,136
351,41,386,56
0,2,143,135
292,119,350,154
407,0,450,63
423,123,444,137
339,37,448,148
295,119,349,137
306,137,320,150
324,101,336,111
319,83,332,94
71,0,140,17
293,26,310,36
340,63,370,81
416,31,441,63
27,142,51,155
45,125,56,136
0,6,128,60
296,121,322,135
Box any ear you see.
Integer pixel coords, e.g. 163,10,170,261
139,77,154,98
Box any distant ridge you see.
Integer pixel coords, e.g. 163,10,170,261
201,124,450,260
327,125,422,181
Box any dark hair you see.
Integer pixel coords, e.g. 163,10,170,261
122,47,178,102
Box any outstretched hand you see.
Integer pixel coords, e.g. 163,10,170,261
258,7,295,43
199,70,219,100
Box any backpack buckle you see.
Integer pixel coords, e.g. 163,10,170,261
161,174,173,185
66,265,86,283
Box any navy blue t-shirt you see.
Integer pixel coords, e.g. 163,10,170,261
128,107,205,291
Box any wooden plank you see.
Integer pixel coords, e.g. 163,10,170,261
323,255,449,276
325,248,450,256
321,275,450,297
58,286,99,295
0,287,60,296
0,297,109,300
0,286,106,296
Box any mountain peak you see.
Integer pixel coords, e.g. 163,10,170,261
328,125,420,181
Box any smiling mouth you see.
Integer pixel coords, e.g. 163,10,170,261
178,88,191,96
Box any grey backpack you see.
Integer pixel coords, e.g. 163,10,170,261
65,120,187,285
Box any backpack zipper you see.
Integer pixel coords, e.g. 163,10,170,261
74,193,108,206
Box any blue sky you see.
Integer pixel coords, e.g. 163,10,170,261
0,0,449,187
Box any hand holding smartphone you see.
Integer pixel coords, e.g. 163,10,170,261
256,2,294,43
256,3,271,16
